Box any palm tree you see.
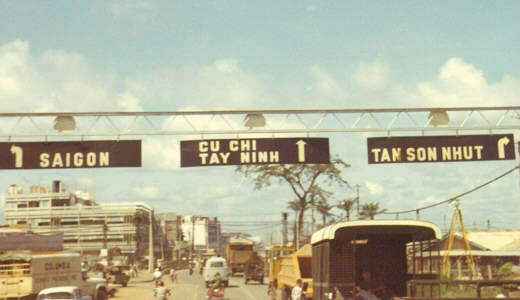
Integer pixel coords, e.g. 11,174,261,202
337,198,356,220
314,198,334,226
359,202,387,220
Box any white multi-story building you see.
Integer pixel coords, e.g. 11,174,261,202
181,216,221,253
4,181,153,263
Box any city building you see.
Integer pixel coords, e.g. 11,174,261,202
181,216,221,255
4,181,153,264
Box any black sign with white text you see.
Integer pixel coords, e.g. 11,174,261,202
367,134,515,164
180,138,330,167
0,140,141,169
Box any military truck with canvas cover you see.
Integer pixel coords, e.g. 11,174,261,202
0,251,110,300
225,241,254,276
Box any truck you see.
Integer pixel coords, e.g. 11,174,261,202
225,242,254,276
268,244,312,300
0,251,112,300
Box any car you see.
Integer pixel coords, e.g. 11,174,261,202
36,286,92,300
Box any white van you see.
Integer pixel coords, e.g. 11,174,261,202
202,256,229,287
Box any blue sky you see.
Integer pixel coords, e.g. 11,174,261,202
1,1,520,241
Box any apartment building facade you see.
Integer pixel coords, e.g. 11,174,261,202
4,181,153,263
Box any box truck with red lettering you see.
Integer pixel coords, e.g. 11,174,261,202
0,251,111,300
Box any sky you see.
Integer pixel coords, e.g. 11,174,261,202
1,1,520,242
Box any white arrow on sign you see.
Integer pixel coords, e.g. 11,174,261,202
497,136,510,159
296,140,306,162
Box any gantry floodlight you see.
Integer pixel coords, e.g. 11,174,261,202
243,113,266,129
427,110,450,127
53,115,76,132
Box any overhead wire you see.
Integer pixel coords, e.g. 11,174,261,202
382,164,520,216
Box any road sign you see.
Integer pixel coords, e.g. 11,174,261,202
367,134,515,164
180,137,329,167
0,140,141,169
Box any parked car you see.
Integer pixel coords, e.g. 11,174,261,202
37,286,92,300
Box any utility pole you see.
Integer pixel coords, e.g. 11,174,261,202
356,184,360,220
148,210,154,272
282,212,288,246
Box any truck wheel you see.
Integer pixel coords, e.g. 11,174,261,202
96,289,108,300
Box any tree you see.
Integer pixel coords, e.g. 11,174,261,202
359,202,387,220
337,198,356,221
314,198,334,226
236,158,350,248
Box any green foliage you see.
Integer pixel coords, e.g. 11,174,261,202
359,202,387,220
497,262,513,277
236,157,350,245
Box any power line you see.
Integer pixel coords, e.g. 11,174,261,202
383,164,520,217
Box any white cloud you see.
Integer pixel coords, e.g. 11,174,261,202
117,91,142,111
364,181,384,196
215,59,238,73
352,60,389,90
142,138,180,169
0,40,142,113
133,186,160,199
310,66,347,100
414,57,519,107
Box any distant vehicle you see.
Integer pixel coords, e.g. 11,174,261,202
203,256,229,288
104,265,130,287
225,242,254,276
37,286,92,300
0,251,112,300
244,262,264,284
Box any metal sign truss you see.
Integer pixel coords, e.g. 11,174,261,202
0,106,519,139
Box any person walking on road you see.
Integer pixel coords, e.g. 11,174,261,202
291,279,303,300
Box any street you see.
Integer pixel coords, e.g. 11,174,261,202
109,269,269,300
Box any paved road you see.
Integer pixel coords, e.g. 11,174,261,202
109,269,270,300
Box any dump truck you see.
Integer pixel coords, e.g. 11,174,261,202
0,251,111,300
225,242,254,276
267,244,312,300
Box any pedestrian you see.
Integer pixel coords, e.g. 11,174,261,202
291,279,303,300
153,268,162,282
153,280,171,300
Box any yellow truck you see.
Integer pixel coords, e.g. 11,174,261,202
267,244,312,300
225,242,254,276
0,251,111,300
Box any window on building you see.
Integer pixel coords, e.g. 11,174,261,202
17,203,27,208
28,201,39,208
51,218,61,226
51,199,70,207
107,216,124,223
17,220,27,225
38,219,50,226
61,217,79,225
41,201,50,208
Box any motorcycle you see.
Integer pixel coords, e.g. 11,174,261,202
207,286,225,299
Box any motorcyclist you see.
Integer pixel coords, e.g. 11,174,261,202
208,272,223,299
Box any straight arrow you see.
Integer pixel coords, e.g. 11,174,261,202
296,140,306,162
